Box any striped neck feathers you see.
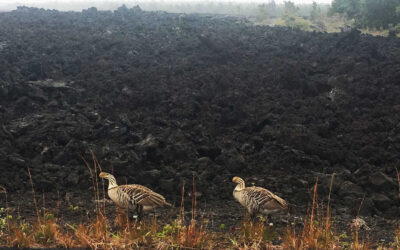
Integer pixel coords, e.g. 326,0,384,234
106,175,118,189
234,179,246,191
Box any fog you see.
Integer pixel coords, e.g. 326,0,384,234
1,0,332,12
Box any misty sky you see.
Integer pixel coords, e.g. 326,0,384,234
0,0,333,12
1,0,333,5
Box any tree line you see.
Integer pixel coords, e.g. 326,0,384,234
330,0,400,29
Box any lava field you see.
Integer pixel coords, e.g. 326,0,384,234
0,6,399,220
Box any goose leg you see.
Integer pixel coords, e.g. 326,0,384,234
131,206,139,221
249,212,257,222
136,206,144,222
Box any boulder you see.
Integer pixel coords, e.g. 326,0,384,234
338,181,364,197
368,172,396,191
135,134,163,163
371,193,392,212
67,172,80,186
196,145,221,160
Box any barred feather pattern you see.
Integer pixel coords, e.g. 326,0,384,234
241,187,287,215
100,172,172,213
109,184,171,211
233,176,287,217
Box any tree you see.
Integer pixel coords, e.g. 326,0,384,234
330,0,400,29
256,0,277,21
283,1,299,16
330,0,361,19
257,4,270,21
360,0,399,29
266,0,277,18
281,1,312,31
310,2,326,32
310,2,321,22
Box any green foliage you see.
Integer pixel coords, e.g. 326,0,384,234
278,1,312,31
284,1,299,16
44,213,54,221
330,0,361,19
34,223,57,245
0,208,11,230
310,2,322,21
360,0,400,29
20,221,32,234
279,15,313,31
256,1,277,22
309,2,327,32
391,23,400,35
257,4,270,21
156,220,181,239
330,0,400,29
68,205,79,212
334,232,350,248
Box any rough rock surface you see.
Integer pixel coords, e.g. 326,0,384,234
0,6,399,220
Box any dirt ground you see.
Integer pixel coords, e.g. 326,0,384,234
0,189,397,246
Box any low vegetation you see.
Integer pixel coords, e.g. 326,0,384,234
134,0,400,35
4,0,398,35
0,157,398,249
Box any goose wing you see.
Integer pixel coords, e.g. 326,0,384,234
244,186,288,211
118,184,168,207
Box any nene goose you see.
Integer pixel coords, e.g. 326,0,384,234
99,172,172,219
232,176,288,220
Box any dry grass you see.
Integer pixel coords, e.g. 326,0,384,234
0,154,218,249
394,167,400,249
283,175,373,250
395,227,400,249
0,157,398,249
283,176,340,249
229,220,277,249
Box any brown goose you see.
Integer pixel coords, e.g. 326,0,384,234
99,172,172,219
232,176,288,220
